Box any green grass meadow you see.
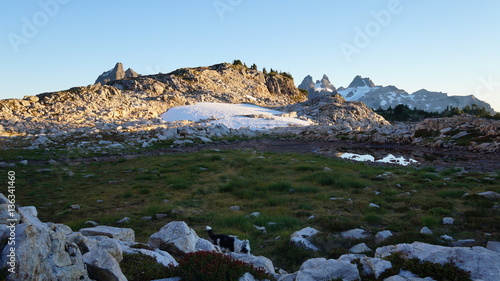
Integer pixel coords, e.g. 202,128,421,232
8,149,500,271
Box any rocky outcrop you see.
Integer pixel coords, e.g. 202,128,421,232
95,62,139,84
0,195,91,281
277,95,390,130
413,114,500,153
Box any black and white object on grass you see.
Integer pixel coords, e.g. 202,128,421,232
206,226,251,254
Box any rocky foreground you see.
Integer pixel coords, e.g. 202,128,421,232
1,193,499,281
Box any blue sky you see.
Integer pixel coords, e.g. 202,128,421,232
2,0,500,111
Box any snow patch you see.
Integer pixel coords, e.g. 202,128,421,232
338,152,418,166
161,102,312,130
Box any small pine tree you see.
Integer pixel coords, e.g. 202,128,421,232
262,67,267,74
251,63,257,70
232,59,243,66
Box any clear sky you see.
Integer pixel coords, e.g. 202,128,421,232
2,0,500,111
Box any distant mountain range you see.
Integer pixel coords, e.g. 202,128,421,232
298,75,495,113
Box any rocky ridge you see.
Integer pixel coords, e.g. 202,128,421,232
0,63,498,155
1,196,499,281
0,63,307,137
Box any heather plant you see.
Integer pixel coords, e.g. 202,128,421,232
167,251,275,281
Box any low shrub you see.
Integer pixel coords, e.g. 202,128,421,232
421,216,440,228
382,254,472,281
121,253,170,281
167,251,274,281
438,189,466,199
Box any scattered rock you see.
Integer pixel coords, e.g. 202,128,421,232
253,225,266,233
229,205,241,211
442,217,454,225
249,212,261,217
290,227,320,251
440,235,454,241
341,228,370,240
349,243,372,254
156,213,168,219
116,217,130,224
369,203,380,208
375,230,393,244
70,205,81,210
84,221,99,227
477,191,500,200
420,227,433,235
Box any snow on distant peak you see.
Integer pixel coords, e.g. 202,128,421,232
161,102,312,130
338,86,380,101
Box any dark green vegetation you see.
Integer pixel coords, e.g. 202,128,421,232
9,150,500,273
375,104,500,122
168,251,273,281
353,253,472,281
121,251,273,281
232,59,293,79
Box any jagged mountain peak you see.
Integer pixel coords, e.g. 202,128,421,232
319,74,335,89
298,75,314,90
298,74,337,99
348,75,375,88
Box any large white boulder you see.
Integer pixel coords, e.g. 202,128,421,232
290,227,320,251
148,221,200,254
375,242,500,281
375,230,393,244
295,257,360,281
83,248,127,281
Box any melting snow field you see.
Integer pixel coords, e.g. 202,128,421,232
161,102,312,130
338,152,418,166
